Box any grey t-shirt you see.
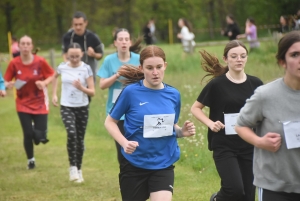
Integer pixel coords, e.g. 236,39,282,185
237,78,300,193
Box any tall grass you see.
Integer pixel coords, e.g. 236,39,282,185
0,41,283,201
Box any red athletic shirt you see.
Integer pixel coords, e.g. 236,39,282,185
4,55,54,114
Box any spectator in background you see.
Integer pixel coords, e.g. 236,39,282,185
62,11,104,82
11,36,20,58
293,9,300,30
177,18,195,54
237,17,260,51
143,21,152,45
279,15,291,33
149,18,157,44
221,14,241,40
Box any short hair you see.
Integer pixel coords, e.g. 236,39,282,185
73,11,87,21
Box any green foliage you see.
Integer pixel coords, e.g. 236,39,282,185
0,42,284,200
1,0,299,52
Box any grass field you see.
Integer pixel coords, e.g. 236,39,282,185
0,42,284,201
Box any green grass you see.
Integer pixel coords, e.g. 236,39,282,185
0,42,283,200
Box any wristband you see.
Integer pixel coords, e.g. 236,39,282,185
175,127,183,138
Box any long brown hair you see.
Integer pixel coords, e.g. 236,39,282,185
118,45,166,85
200,40,248,83
114,28,143,53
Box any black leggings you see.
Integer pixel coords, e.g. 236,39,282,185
17,112,48,159
213,147,255,201
60,105,89,170
115,120,125,165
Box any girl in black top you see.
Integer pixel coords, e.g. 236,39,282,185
191,40,263,201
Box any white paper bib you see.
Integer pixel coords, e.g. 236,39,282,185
283,121,300,149
14,79,27,90
112,89,122,103
143,114,175,138
224,113,239,135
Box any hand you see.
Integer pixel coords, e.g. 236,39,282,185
182,121,196,137
257,132,281,152
122,141,139,154
177,33,182,39
73,79,83,90
0,90,6,97
209,121,225,133
228,31,232,37
236,34,241,39
5,81,15,89
87,47,95,57
52,95,59,107
35,80,46,90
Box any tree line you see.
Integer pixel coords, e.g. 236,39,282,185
0,0,299,51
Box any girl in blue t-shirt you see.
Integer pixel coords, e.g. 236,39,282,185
104,45,196,201
97,28,142,165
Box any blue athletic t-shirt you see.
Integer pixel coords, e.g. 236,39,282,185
110,80,181,170
97,52,140,120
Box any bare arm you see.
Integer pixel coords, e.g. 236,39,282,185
190,101,224,132
93,52,103,60
52,72,59,106
174,121,196,138
99,73,119,90
73,76,95,97
35,75,54,90
87,47,102,60
104,115,139,154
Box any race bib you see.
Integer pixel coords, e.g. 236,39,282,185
224,113,239,135
68,89,83,104
112,89,122,103
14,79,27,90
143,114,175,138
283,121,300,149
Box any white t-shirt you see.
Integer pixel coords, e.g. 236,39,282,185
57,62,93,107
180,26,195,51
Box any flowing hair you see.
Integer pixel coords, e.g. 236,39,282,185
200,40,248,83
200,50,228,83
118,45,166,85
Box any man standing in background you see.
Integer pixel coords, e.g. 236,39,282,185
62,11,103,82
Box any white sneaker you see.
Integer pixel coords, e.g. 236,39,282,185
75,170,84,183
69,166,79,181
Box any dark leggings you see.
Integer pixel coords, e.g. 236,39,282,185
115,120,125,165
258,188,300,201
60,105,89,170
213,147,255,201
17,112,48,159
